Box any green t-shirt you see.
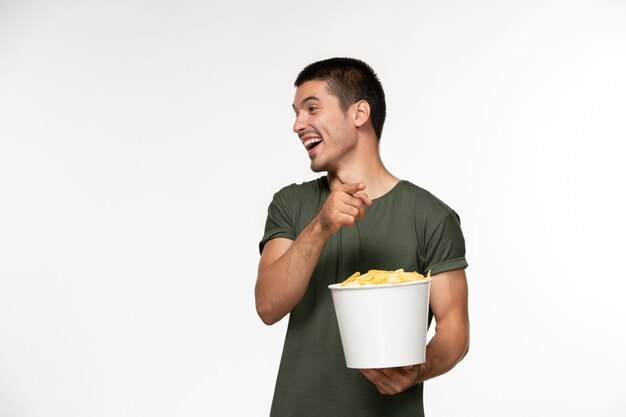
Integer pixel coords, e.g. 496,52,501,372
260,177,468,417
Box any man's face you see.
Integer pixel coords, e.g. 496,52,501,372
292,80,356,173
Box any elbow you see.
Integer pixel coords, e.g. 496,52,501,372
255,300,283,326
458,326,470,362
461,337,470,361
446,320,470,365
463,319,470,358
255,273,291,325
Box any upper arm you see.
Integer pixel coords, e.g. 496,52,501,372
258,237,294,272
429,268,469,329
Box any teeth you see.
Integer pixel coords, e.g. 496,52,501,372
303,138,322,149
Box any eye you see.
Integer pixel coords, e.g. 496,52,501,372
308,105,318,113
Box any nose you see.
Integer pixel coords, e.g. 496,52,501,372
293,112,306,134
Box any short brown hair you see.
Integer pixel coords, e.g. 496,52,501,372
295,57,386,141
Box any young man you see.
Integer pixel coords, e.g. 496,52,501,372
256,57,469,417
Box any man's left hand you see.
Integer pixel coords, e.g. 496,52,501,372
359,365,422,395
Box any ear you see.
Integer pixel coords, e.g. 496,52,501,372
353,100,371,128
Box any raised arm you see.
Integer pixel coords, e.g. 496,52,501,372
255,228,325,325
255,183,372,325
360,268,469,394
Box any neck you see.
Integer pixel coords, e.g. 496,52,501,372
327,142,399,199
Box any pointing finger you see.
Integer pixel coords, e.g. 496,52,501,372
339,182,366,195
353,191,372,207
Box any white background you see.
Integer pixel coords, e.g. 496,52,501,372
1,1,625,416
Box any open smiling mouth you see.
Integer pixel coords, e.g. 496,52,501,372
303,138,323,151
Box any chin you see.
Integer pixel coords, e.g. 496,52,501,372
309,161,326,173
309,155,334,173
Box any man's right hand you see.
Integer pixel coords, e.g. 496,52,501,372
316,183,373,238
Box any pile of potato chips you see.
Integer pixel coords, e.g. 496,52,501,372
339,269,430,286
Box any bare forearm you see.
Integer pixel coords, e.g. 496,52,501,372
417,320,469,382
255,217,328,325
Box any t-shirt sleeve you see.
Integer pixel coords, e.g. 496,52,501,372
259,190,297,254
424,210,468,275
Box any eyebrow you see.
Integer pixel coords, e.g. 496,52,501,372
292,95,320,111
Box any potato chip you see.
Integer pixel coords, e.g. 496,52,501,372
339,268,430,286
